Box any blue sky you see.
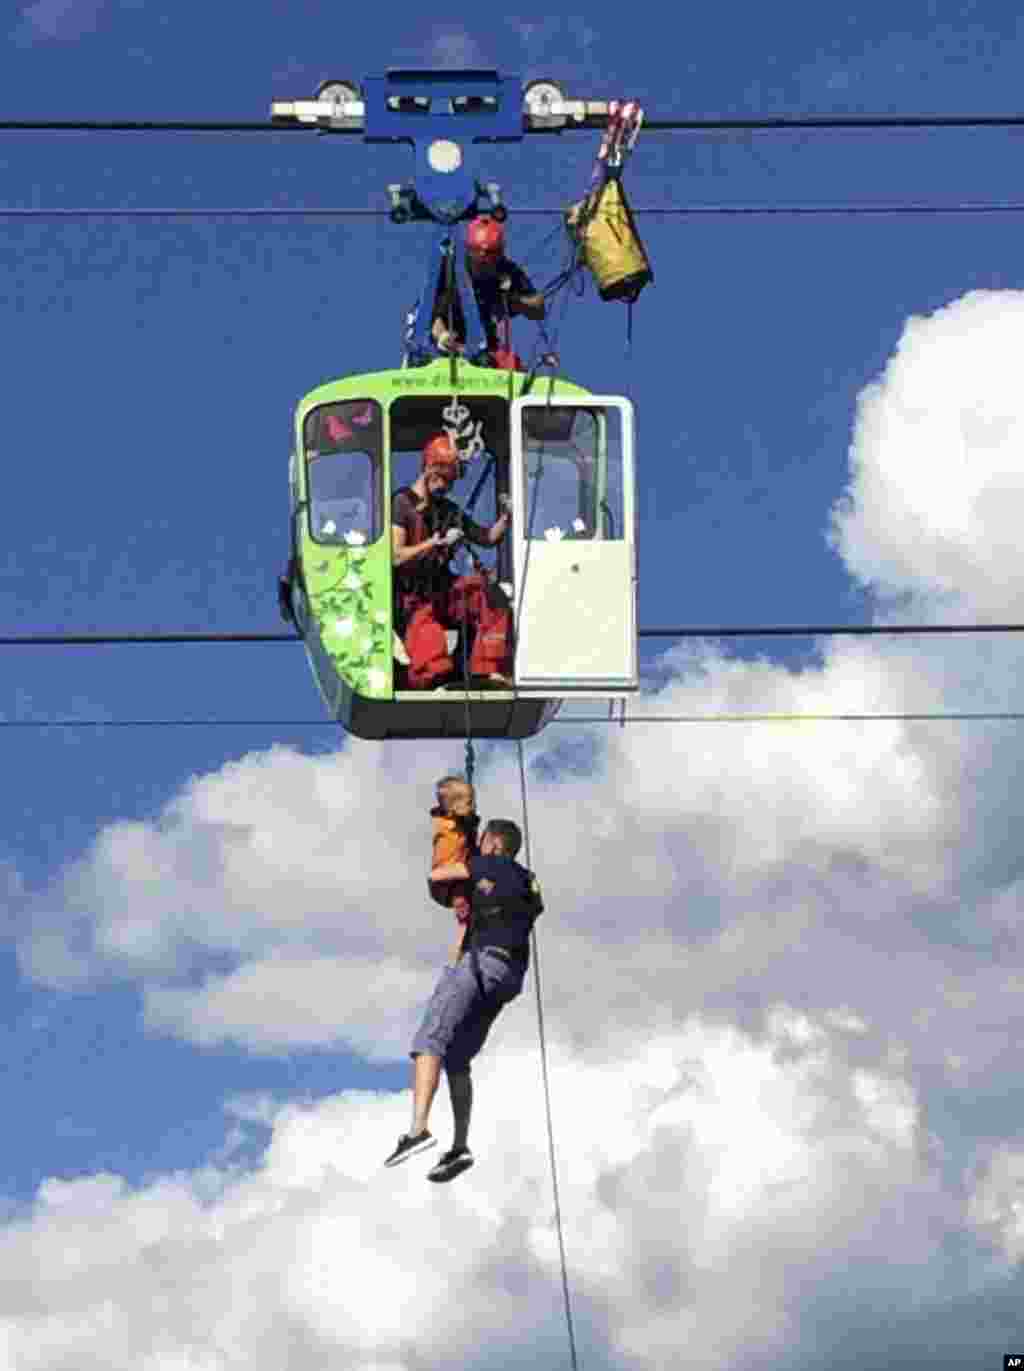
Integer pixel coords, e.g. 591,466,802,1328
5,3,1024,1368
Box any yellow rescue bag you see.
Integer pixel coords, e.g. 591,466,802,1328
566,177,652,303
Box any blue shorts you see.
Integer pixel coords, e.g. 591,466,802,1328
410,948,526,1073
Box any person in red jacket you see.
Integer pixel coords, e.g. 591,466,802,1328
391,433,513,688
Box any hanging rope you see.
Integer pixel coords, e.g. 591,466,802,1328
512,274,577,682
517,738,579,1371
444,237,459,389
432,230,476,777
506,322,579,1359
461,590,475,787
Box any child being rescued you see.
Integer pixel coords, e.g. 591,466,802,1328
429,775,480,964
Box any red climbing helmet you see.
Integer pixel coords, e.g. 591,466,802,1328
421,432,461,479
466,216,505,259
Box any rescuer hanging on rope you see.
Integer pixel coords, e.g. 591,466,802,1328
385,817,544,1183
431,215,547,370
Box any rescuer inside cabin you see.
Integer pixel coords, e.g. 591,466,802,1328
391,432,513,689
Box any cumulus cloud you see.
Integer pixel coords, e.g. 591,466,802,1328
144,953,433,1061
14,288,1024,1364
0,1020,980,1371
19,739,446,990
831,289,1024,619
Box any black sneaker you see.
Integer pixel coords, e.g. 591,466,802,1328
426,1146,474,1183
383,1131,436,1168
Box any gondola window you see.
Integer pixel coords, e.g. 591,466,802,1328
304,400,383,546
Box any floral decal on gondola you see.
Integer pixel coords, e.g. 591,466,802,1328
299,398,392,701
303,521,391,700
305,537,391,698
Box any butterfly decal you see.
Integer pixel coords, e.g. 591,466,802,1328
323,414,353,444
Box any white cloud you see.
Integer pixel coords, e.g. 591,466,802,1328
17,287,1024,1361
144,953,433,1061
19,739,449,989
967,1144,1024,1264
0,1018,966,1371
831,289,1024,618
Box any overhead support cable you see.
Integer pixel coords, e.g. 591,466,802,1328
2,712,1024,729
3,623,1024,647
6,112,1024,135
0,120,310,133
638,622,1024,638
0,207,390,218
6,202,1024,218
0,632,299,645
645,113,1024,132
553,711,1024,724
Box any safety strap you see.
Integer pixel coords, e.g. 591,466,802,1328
464,455,495,513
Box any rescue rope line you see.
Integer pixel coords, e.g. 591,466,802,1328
510,388,551,684
445,236,458,388
516,737,580,1371
504,277,583,1366
433,235,477,774
511,254,579,686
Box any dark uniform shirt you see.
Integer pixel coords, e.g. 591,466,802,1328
433,257,536,352
464,854,544,966
391,488,490,604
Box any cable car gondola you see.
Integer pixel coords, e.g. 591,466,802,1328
273,71,641,740
282,359,636,738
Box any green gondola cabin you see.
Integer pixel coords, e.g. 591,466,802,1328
284,359,637,739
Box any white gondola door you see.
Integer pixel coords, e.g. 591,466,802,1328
510,395,638,693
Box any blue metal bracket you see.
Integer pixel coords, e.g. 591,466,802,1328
373,70,521,365
363,69,522,225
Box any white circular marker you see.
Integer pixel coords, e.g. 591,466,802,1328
427,140,463,174
317,79,359,108
524,79,566,117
